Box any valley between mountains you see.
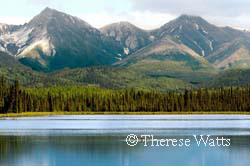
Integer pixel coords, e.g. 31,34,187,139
1,7,250,91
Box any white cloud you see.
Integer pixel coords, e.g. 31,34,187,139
203,14,250,30
79,10,176,30
0,16,30,25
1,1,250,30
75,0,250,30
0,7,175,29
27,0,54,5
132,0,250,17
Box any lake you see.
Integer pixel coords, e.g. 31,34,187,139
0,115,250,166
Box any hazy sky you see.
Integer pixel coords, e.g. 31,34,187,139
0,0,249,30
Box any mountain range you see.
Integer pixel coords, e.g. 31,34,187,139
1,7,250,90
0,7,124,71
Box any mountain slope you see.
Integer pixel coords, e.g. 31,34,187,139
151,15,237,57
115,35,217,84
207,38,250,69
0,7,123,71
0,51,92,87
50,66,192,92
100,22,153,55
150,15,250,70
0,52,192,92
0,51,46,84
207,69,250,87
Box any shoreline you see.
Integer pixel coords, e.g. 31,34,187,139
1,112,250,118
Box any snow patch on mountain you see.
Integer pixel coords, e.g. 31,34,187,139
179,25,183,30
193,40,206,56
116,57,122,61
170,28,175,33
209,40,213,51
0,45,5,52
0,24,8,32
202,50,205,57
202,29,208,34
194,23,199,30
1,27,33,46
149,35,155,41
124,47,129,55
69,16,76,24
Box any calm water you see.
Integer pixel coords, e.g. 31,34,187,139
0,115,250,166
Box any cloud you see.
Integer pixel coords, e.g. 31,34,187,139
126,0,250,29
27,0,54,5
0,16,30,25
131,0,250,17
26,0,65,13
79,10,175,30
205,14,250,29
1,0,249,29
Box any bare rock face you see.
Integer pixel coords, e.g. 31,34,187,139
150,14,250,69
151,15,232,57
0,7,123,71
100,22,152,55
206,38,250,69
102,15,250,70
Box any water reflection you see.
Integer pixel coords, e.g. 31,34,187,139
0,135,250,166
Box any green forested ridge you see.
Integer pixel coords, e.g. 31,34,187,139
1,76,250,114
207,69,250,87
0,51,194,91
2,50,250,92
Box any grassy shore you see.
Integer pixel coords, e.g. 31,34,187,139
0,112,250,118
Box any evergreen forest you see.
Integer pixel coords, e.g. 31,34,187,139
1,76,250,114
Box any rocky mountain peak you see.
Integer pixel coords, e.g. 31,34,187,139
117,21,132,25
27,7,92,30
100,21,152,54
178,14,203,21
28,7,56,26
42,7,55,13
163,14,210,30
117,21,137,29
38,7,64,18
101,21,140,32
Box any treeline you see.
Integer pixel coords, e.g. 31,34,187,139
0,76,250,113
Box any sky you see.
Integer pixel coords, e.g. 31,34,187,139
0,0,250,30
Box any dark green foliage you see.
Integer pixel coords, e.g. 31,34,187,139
0,51,192,91
19,57,49,72
148,53,202,70
1,76,250,113
2,51,250,93
207,69,250,87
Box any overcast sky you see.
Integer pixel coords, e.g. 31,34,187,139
0,0,250,30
